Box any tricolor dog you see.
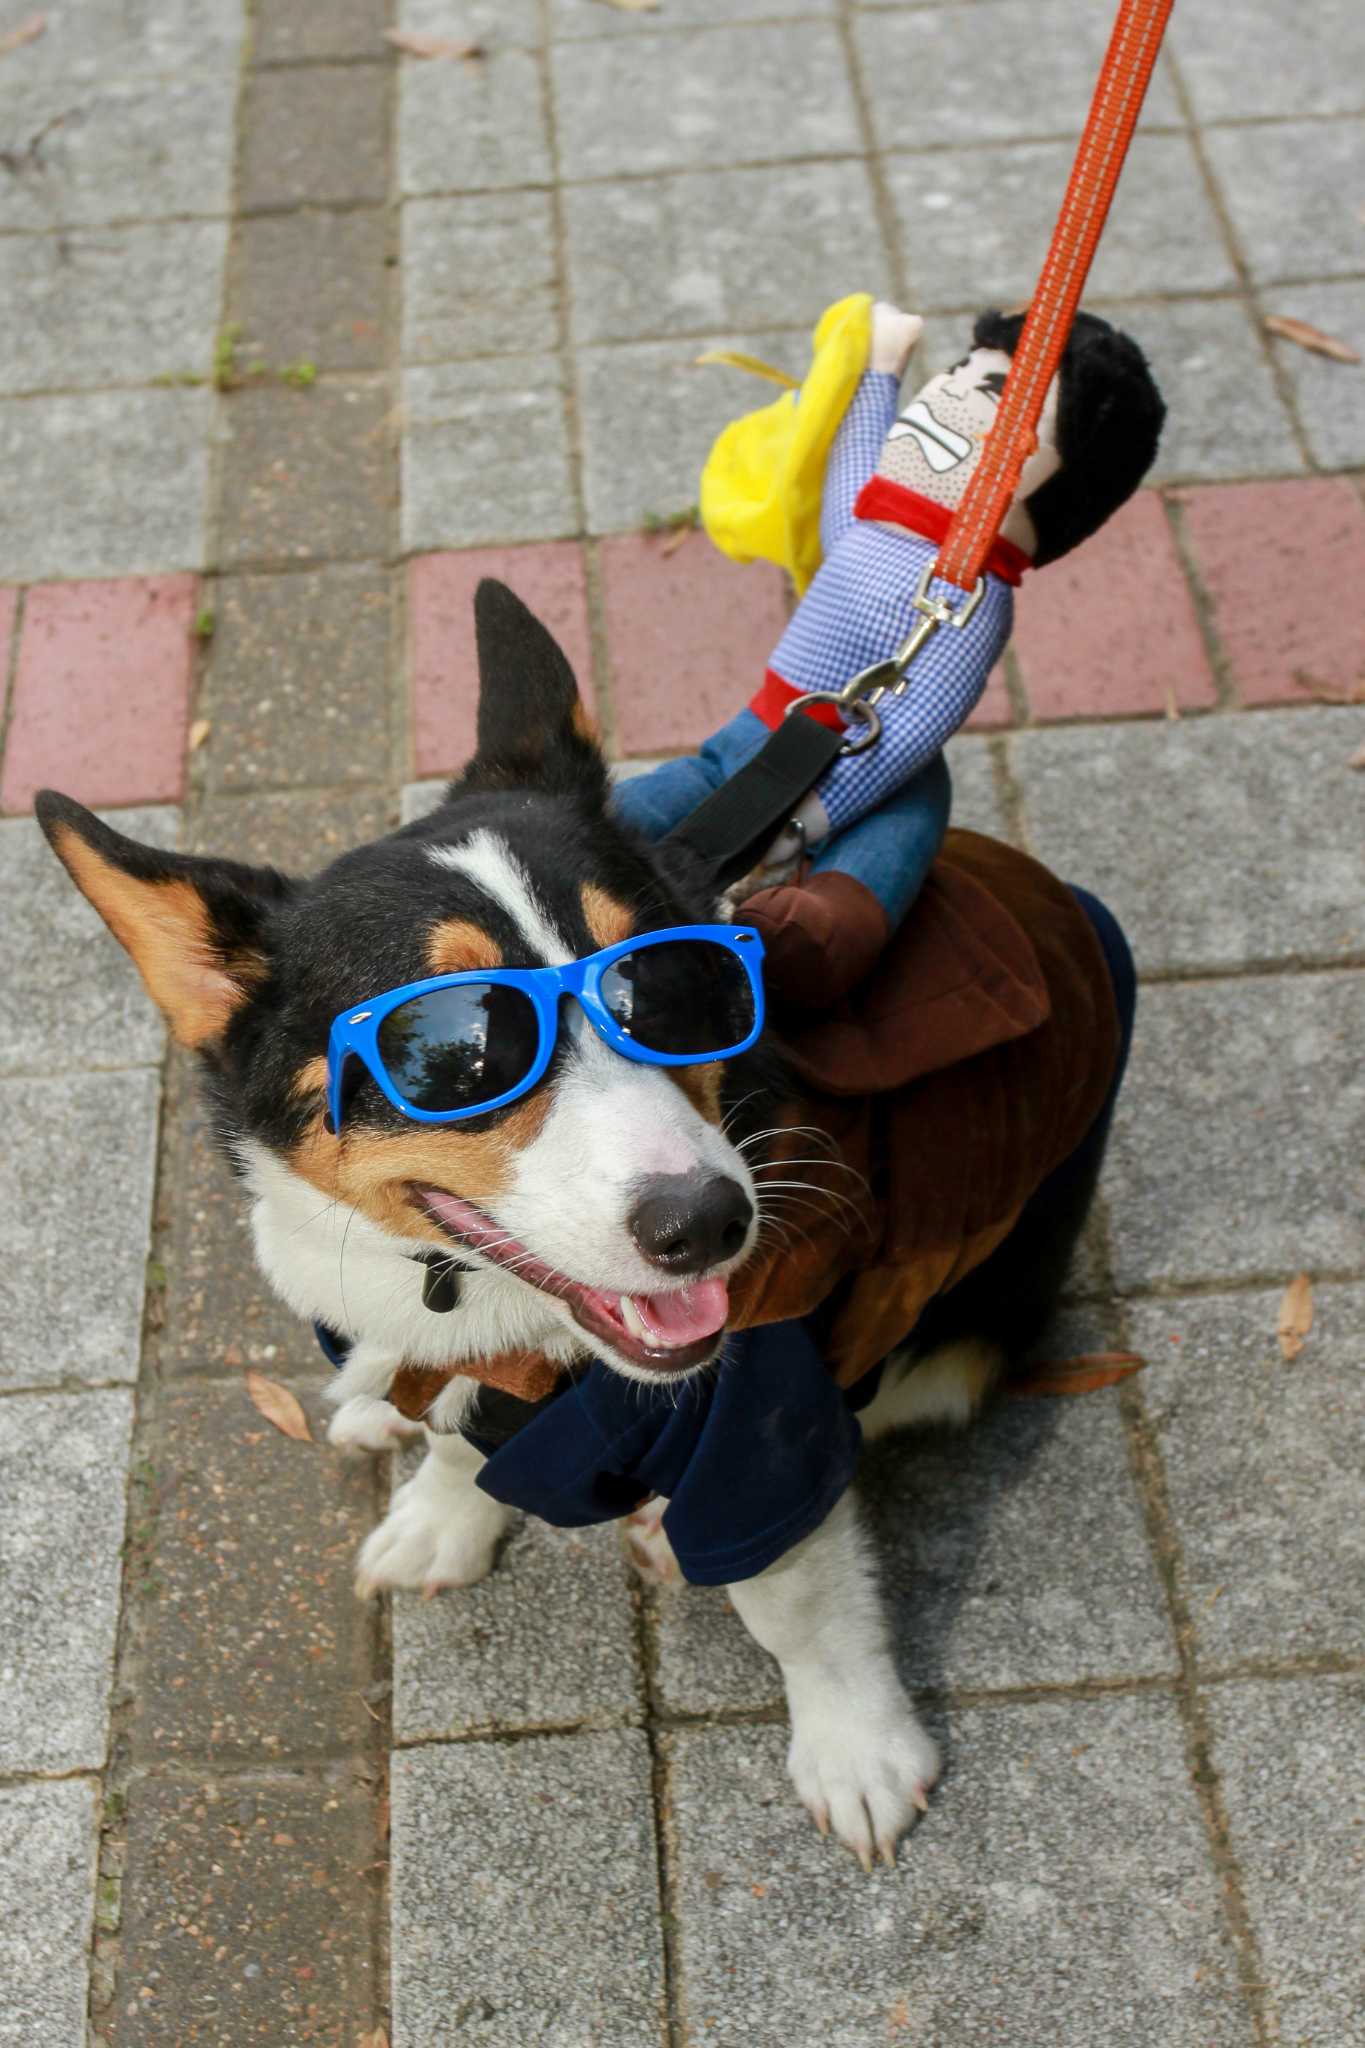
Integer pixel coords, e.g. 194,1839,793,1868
37,580,1131,1871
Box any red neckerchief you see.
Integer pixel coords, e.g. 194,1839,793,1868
853,478,1033,587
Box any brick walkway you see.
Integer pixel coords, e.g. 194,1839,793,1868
0,1,1361,2044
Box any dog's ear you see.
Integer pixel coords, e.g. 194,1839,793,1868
35,791,296,1049
458,579,609,804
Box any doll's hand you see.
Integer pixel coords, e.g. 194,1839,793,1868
870,303,924,377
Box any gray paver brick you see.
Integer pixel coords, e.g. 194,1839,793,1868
551,22,860,181
253,0,387,64
391,1730,664,2048
0,806,176,1078
200,564,393,791
855,0,1181,153
186,785,397,869
1171,0,1365,122
399,46,551,196
669,1697,1252,2048
1208,1675,1365,2048
0,386,213,580
0,220,226,396
0,1779,99,2048
402,356,576,549
946,732,1010,841
576,327,807,536
0,1070,159,1389
0,0,245,87
397,0,541,41
0,77,237,230
1206,120,1365,288
1141,296,1306,483
235,206,391,373
1264,279,1365,472
1105,972,1365,1292
1010,711,1365,975
551,0,833,31
402,190,560,362
1130,1286,1365,1668
217,380,393,569
0,1387,134,1772
564,159,888,346
886,132,1234,313
392,1505,642,1739
239,63,388,210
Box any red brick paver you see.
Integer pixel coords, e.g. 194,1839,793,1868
0,577,198,814
1177,479,1365,707
1010,491,1216,722
602,532,790,756
409,542,594,777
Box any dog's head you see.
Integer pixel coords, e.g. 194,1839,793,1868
38,581,774,1382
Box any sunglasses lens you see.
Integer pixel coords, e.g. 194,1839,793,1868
376,982,540,1114
598,939,756,1058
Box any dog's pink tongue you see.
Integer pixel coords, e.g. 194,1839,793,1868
631,1277,730,1345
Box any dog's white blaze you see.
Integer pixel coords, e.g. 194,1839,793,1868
427,830,572,965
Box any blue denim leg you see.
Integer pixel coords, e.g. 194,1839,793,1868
809,750,951,927
610,709,771,842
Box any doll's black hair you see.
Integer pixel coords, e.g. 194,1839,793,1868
972,306,1165,566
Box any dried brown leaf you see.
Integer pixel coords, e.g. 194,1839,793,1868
0,14,46,57
244,1369,312,1441
1010,1352,1146,1398
1264,314,1361,364
594,0,660,11
384,28,483,60
1348,742,1365,772
1277,1272,1313,1361
187,717,211,751
1164,687,1180,721
659,524,693,558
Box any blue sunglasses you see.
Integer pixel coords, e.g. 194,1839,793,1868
326,923,765,1131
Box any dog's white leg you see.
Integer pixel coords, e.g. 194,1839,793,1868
857,1337,1003,1442
355,1428,513,1597
623,1495,679,1584
327,1393,425,1452
726,1491,939,1870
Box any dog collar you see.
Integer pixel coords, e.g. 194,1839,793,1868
853,477,1032,586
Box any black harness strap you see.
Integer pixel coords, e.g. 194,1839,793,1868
660,709,846,888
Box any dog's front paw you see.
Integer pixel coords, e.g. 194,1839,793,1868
328,1394,424,1453
355,1465,511,1597
786,1669,940,1871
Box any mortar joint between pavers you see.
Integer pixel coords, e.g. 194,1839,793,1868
0,586,27,795
1160,490,1240,710
836,0,910,307
627,1548,689,2048
536,1,593,567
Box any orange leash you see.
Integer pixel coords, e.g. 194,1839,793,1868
936,0,1176,594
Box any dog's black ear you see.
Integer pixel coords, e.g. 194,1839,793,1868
35,790,296,1049
459,579,609,805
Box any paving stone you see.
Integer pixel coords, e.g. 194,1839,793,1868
0,1387,134,1771
397,0,540,42
1012,710,1365,974
393,1507,642,1739
564,159,887,346
576,326,808,536
1105,972,1365,1292
668,1696,1251,2048
199,565,393,791
0,582,13,719
185,785,396,869
1205,120,1365,288
1,1071,159,1389
391,1731,663,2048
253,0,387,63
0,0,246,87
600,530,790,755
1207,1675,1365,2048
0,806,175,1075
238,63,387,210
551,21,859,180
0,220,225,397
1171,0,1365,121
1140,297,1305,484
1264,279,1365,472
551,0,833,30
1011,491,1215,722
399,777,444,823
1176,479,1365,706
945,732,1010,838
1129,1286,1365,1668
887,132,1233,313
398,46,550,196
234,207,390,374
855,0,1181,153
0,76,237,230
0,386,213,581
1,575,197,813
402,189,560,362
132,1380,379,1762
112,1769,378,2047
217,381,393,569
402,357,575,550
966,659,1014,731
0,1779,99,2048
409,540,592,775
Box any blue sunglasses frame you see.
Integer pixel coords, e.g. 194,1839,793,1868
325,922,766,1131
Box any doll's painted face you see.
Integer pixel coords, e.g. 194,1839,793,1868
877,346,1061,555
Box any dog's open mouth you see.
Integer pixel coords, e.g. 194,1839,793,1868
412,1185,730,1373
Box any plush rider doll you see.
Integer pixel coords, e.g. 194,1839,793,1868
613,295,1165,1000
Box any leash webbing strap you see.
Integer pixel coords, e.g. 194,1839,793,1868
662,710,845,887
936,0,1175,591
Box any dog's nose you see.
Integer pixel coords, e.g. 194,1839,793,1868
628,1173,754,1274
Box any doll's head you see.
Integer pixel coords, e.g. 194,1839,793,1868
877,307,1164,565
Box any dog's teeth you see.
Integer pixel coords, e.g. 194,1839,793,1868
619,1295,650,1341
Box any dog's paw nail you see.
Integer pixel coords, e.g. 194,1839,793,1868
878,1837,898,1869
854,1841,874,1876
812,1803,830,1837
420,1581,443,1600
911,1783,930,1815
354,1574,379,1601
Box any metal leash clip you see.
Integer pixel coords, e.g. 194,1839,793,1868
783,561,987,755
